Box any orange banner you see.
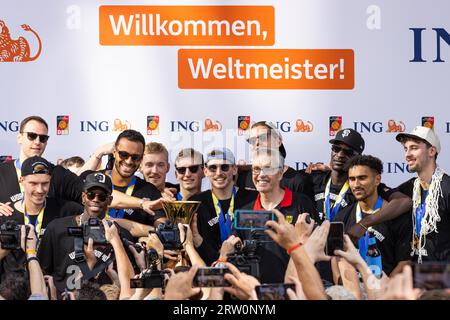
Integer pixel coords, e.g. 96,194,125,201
178,49,354,89
99,6,274,46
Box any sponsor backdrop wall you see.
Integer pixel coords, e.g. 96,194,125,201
1,0,449,187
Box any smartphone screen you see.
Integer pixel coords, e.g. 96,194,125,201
193,267,231,287
234,210,274,230
255,283,295,300
413,262,450,289
326,222,344,256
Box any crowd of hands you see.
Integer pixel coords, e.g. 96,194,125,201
1,208,425,301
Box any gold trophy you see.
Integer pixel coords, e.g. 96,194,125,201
161,200,201,268
161,200,201,225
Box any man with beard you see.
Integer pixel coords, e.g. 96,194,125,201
334,155,412,276
0,116,166,218
394,127,450,262
82,130,166,226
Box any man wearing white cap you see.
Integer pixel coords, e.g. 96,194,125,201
188,148,257,265
395,126,450,262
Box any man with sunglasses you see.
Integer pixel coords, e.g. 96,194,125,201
0,116,167,220
232,147,317,283
81,130,166,227
188,148,257,265
174,148,205,200
236,121,314,201
0,156,82,282
38,172,134,294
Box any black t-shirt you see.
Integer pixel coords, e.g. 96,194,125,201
82,170,165,226
188,188,258,266
0,160,84,206
397,175,450,261
0,198,83,282
235,188,316,283
38,215,134,294
237,166,314,202
310,171,394,223
334,202,413,275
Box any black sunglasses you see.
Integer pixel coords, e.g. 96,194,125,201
207,164,231,172
86,191,108,202
22,132,50,143
117,150,142,162
175,165,202,175
331,145,356,157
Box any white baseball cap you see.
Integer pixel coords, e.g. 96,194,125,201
396,126,441,153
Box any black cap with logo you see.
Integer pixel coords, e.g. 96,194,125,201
21,156,52,177
329,128,365,154
83,172,113,194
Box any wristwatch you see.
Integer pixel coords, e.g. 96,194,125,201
139,198,150,209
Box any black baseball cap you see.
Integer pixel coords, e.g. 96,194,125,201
21,156,52,177
329,128,365,154
83,172,113,194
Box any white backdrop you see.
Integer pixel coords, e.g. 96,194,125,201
1,0,450,187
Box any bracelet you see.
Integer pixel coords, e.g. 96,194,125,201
27,256,39,264
26,248,37,256
287,243,302,255
92,153,102,160
139,198,150,209
358,222,368,231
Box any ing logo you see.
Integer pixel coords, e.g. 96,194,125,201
0,20,42,62
294,119,313,132
112,119,131,132
386,120,405,133
203,118,222,132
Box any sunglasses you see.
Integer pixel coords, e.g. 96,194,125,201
246,133,270,146
22,132,50,143
206,164,231,172
331,145,356,157
116,150,142,162
252,166,282,175
175,165,202,175
86,191,109,202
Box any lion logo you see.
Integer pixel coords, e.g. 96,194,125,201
294,119,314,132
203,119,222,132
386,120,405,133
112,119,131,132
0,20,42,62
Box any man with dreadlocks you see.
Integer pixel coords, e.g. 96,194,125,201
395,126,450,263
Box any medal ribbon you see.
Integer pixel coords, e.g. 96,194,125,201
107,170,136,218
212,187,236,243
21,197,45,249
356,196,383,259
324,178,349,221
415,190,428,237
